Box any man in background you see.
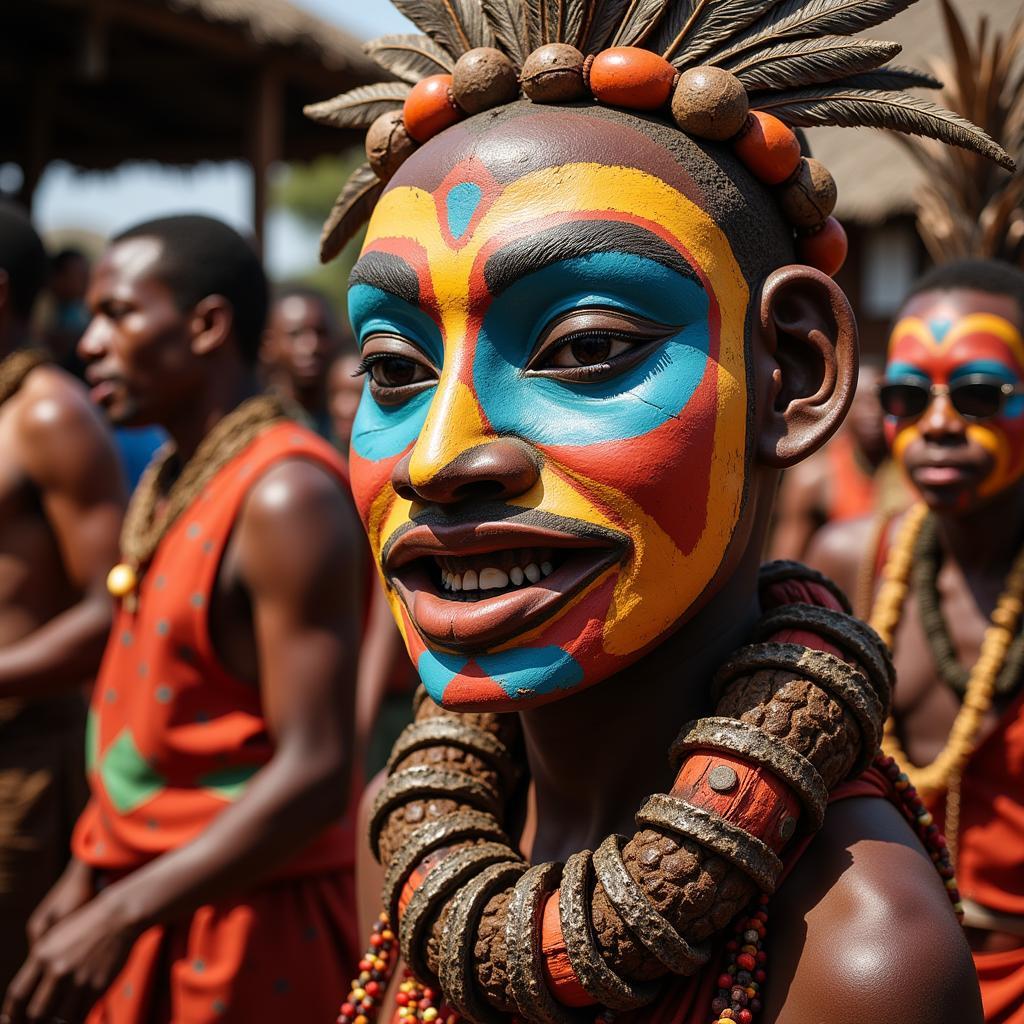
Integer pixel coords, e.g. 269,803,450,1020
0,203,125,992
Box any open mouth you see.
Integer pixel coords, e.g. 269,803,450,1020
382,509,628,652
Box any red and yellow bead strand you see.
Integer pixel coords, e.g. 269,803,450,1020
363,44,846,278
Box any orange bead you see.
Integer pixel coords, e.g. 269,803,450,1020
587,47,677,110
403,74,461,143
732,111,801,185
797,217,848,277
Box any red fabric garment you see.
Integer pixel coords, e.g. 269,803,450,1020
825,431,876,523
73,421,360,1020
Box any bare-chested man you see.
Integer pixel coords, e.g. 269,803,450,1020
4,215,365,1023
0,203,125,991
811,260,1024,1023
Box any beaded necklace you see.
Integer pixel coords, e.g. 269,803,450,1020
106,393,289,608
336,563,957,1024
911,513,1024,696
872,503,1024,799
0,348,47,408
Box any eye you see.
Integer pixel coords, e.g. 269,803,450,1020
526,309,676,383
357,333,438,406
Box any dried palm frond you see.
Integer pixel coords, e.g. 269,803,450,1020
320,165,384,264
656,0,782,67
304,83,412,131
839,65,942,91
608,0,669,48
482,0,534,62
724,36,901,91
752,84,1014,170
363,34,454,83
391,0,493,59
897,0,1024,265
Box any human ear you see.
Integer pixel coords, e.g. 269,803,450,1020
754,265,857,468
189,295,233,357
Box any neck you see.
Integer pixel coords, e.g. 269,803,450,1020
520,559,761,862
163,365,260,464
935,483,1024,574
280,377,327,419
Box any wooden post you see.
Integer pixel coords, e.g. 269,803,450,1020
251,66,283,257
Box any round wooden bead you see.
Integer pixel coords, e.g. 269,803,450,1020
365,110,417,182
403,74,461,143
797,217,848,277
107,563,137,598
521,43,587,103
671,66,749,141
732,111,802,185
451,47,520,114
778,158,837,227
587,46,676,110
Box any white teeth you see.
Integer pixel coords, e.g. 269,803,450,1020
541,561,553,577
462,569,479,590
442,572,450,589
510,566,524,586
451,573,462,591
479,567,509,590
524,563,541,583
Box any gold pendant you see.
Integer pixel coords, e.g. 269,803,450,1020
107,563,138,600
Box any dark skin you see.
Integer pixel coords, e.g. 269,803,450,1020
261,292,342,422
354,106,980,1024
770,364,887,561
328,352,363,454
2,237,365,1023
810,287,1024,958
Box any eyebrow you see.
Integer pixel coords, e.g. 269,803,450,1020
483,221,702,298
349,250,420,306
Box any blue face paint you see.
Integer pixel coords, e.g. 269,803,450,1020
476,253,710,446
445,182,483,241
348,283,442,462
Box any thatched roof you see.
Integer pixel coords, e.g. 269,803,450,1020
809,0,1021,224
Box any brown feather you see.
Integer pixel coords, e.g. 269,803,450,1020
482,0,532,62
839,65,943,91
658,0,785,68
391,0,492,58
563,0,587,46
580,0,633,52
708,0,920,66
364,34,454,83
304,83,412,131
609,0,669,48
752,86,1015,170
722,35,900,90
320,165,383,265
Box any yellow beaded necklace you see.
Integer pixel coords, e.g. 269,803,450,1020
870,502,1024,799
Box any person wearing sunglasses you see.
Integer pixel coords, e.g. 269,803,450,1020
810,258,1024,1024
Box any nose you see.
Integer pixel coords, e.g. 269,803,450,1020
392,437,541,505
76,315,107,363
919,391,965,442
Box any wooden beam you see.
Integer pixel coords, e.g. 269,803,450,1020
20,65,56,211
250,66,283,257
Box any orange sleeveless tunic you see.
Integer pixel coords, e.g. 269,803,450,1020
73,421,360,1022
825,431,877,523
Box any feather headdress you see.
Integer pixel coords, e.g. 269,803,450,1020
307,0,1014,263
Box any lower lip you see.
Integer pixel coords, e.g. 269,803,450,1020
89,380,118,405
389,548,621,653
913,466,974,486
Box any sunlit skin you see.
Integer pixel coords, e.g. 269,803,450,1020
348,137,750,710
884,289,1024,514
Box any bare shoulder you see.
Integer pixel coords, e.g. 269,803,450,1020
764,796,980,1024
13,364,107,438
803,514,878,598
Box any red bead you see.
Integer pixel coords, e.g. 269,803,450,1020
739,1011,753,1024
588,47,676,110
737,953,756,971
797,216,848,277
395,993,409,1007
717,973,733,988
341,1003,356,1017
733,111,801,185
403,75,461,143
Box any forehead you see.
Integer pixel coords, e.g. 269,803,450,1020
889,288,1024,377
91,237,166,296
275,294,325,323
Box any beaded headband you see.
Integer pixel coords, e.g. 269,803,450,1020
307,0,1014,278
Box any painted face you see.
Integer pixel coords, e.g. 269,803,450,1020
884,289,1024,512
347,108,755,711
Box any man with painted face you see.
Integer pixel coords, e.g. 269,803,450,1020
811,259,1024,1024
0,204,124,995
3,215,365,1023
307,1,1012,1021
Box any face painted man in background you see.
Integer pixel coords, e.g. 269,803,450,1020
308,0,1010,1018
812,260,1024,1024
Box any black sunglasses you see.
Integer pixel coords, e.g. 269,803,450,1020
878,374,1024,422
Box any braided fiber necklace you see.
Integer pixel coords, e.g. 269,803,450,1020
342,564,956,1024
872,504,1024,799
911,513,1024,696
0,348,47,407
106,393,290,607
